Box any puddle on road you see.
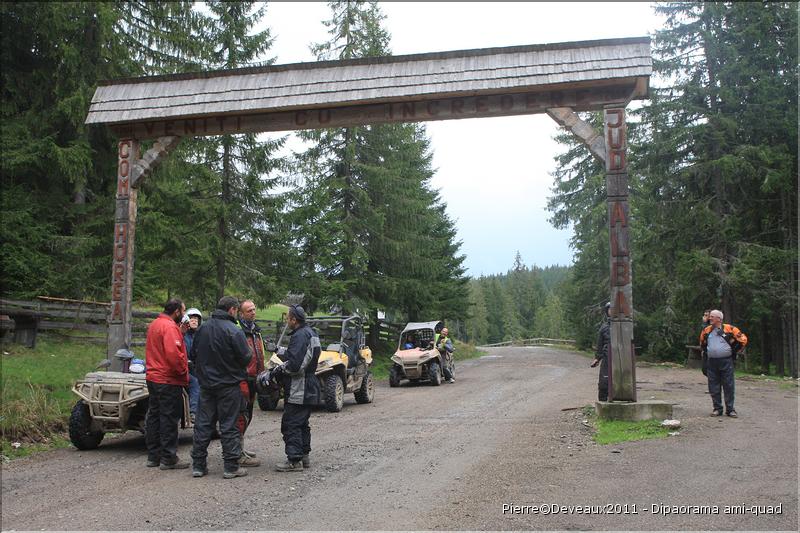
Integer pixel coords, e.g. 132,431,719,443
480,355,504,359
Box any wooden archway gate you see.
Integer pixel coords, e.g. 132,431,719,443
86,37,651,402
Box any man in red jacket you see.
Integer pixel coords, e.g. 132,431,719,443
145,298,190,469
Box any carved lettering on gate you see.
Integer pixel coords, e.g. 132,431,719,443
111,301,122,322
611,225,629,256
605,108,627,172
614,289,632,317
612,260,630,286
111,140,134,325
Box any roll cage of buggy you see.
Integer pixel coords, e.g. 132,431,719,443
389,320,452,387
258,314,374,412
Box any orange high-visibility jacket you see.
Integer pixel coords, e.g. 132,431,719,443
699,323,748,356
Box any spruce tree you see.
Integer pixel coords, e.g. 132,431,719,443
159,1,286,303
287,0,469,329
0,2,204,300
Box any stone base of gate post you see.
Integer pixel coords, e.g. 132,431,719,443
595,400,673,422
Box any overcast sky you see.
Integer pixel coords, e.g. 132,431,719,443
259,2,665,277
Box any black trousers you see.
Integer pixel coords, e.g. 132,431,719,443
191,384,243,472
707,356,735,412
281,402,311,462
145,381,184,464
598,357,609,401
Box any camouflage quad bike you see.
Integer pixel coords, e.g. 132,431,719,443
258,315,375,412
389,321,450,386
68,350,192,450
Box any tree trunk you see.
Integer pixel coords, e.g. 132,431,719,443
759,318,771,374
777,314,787,376
781,187,798,378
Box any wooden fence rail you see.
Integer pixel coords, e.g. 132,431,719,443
480,338,576,348
1,297,404,349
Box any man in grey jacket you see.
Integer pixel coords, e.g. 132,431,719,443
190,296,252,479
275,304,321,472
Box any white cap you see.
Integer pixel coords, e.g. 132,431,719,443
186,308,202,318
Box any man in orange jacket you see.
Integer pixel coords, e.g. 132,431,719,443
699,309,748,418
145,298,190,469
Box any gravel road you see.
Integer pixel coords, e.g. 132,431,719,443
2,346,797,531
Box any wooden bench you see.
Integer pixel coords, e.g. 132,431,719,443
685,345,703,369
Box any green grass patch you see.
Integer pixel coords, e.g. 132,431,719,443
256,304,288,322
579,404,671,445
1,435,71,459
1,336,104,450
593,418,671,445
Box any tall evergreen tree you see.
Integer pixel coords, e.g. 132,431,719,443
465,279,489,344
287,0,469,331
150,1,287,303
546,2,797,373
633,1,797,370
0,2,204,300
546,112,610,349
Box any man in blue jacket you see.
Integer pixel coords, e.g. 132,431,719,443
275,304,321,472
190,296,252,479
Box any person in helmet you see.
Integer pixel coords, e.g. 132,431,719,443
184,308,203,418
590,302,611,401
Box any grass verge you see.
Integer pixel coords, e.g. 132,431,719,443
581,405,671,445
1,336,105,458
256,304,288,322
594,418,671,445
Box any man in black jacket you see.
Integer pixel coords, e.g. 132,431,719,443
590,302,611,401
190,296,252,479
275,304,321,472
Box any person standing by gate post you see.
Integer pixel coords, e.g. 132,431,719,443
699,310,747,417
590,302,611,402
190,296,252,479
145,298,190,470
236,299,265,467
275,305,321,472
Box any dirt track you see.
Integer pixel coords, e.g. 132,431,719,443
2,346,797,531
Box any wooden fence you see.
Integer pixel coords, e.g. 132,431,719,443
0,297,403,349
481,338,576,348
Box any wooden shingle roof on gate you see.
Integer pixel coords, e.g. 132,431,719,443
85,37,651,126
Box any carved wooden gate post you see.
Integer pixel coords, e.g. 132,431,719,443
604,107,636,401
107,136,180,370
107,139,139,369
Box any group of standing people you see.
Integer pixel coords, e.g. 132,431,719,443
143,297,321,479
590,303,748,417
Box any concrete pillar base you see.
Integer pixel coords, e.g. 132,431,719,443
596,400,673,421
